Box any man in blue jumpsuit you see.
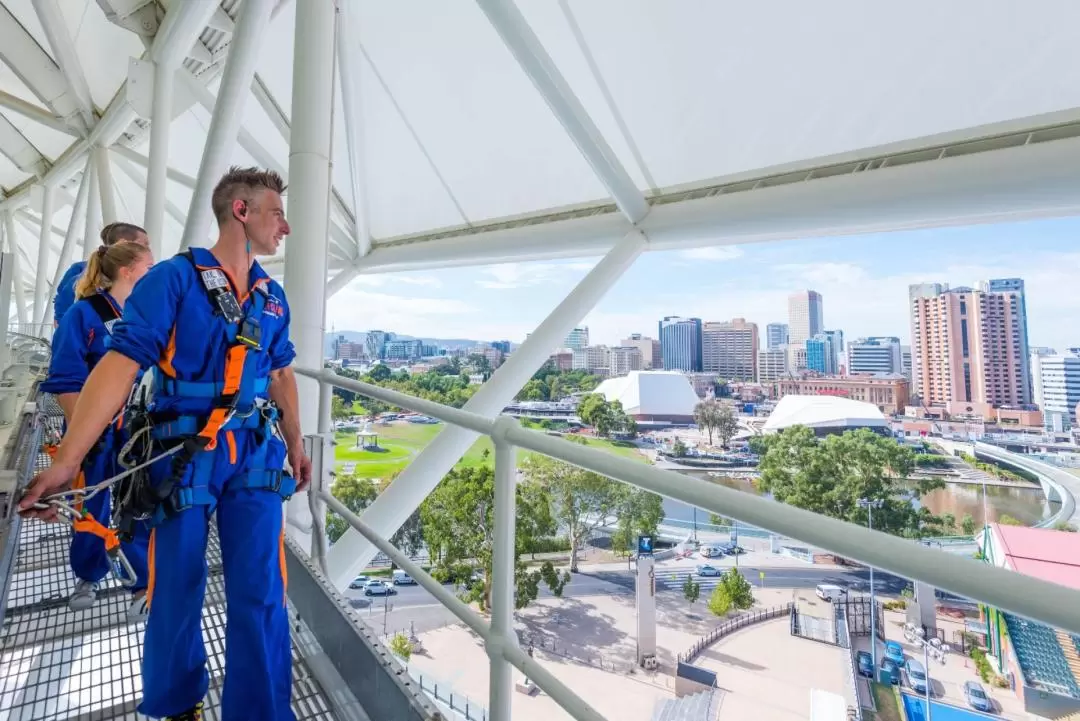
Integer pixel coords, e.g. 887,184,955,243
53,222,148,326
22,167,312,721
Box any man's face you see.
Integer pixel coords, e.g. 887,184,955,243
245,188,291,255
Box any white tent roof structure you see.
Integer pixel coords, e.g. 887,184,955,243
763,395,888,434
3,0,1080,319
593,370,699,417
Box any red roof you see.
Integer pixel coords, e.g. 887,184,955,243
992,523,1080,591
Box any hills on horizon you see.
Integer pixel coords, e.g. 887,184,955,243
324,330,484,356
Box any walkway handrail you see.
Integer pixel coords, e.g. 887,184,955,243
300,367,1080,637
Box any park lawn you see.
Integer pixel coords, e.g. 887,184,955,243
335,422,647,482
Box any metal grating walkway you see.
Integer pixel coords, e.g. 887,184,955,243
0,400,341,720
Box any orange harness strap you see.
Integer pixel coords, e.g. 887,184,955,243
196,345,249,450
72,512,121,553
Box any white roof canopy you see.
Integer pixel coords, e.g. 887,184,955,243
3,0,1080,297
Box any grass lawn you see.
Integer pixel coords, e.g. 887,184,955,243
335,422,647,482
872,683,904,721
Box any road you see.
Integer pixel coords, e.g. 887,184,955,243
346,564,917,637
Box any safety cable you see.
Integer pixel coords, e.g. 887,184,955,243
41,442,184,504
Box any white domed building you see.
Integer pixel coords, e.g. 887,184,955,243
763,395,889,436
593,371,701,424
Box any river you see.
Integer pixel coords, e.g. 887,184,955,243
662,471,1058,529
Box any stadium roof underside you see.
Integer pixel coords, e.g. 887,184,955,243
3,0,1080,301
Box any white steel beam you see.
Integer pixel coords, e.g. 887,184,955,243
180,0,275,250
476,0,648,225
115,154,187,227
4,212,28,326
0,249,12,354
282,0,336,547
350,132,1080,274
31,0,96,128
42,160,92,322
110,145,197,189
32,185,54,326
326,230,647,584
94,146,118,225
13,212,64,256
0,90,79,137
83,160,100,261
0,114,47,176
336,2,371,257
252,74,290,142
0,3,86,128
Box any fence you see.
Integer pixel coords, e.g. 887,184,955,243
516,628,636,676
677,604,794,663
409,670,489,721
835,606,864,721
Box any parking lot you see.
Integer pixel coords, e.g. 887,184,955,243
852,610,1027,720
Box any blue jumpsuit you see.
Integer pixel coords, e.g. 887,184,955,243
53,260,87,326
109,247,296,720
40,291,150,591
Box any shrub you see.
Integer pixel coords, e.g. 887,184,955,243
389,632,412,662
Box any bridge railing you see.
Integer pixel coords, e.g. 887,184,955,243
299,367,1080,721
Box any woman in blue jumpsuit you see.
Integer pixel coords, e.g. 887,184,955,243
41,240,155,619
53,222,148,327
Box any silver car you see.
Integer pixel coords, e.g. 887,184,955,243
963,681,992,712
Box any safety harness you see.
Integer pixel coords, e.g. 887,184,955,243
115,250,295,534
84,293,121,335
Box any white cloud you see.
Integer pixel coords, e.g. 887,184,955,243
349,274,443,289
476,260,594,289
677,246,744,262
326,288,473,334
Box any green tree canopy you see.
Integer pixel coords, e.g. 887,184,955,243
326,473,379,543
756,426,945,538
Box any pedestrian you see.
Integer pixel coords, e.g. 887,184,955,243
21,166,312,720
40,239,155,620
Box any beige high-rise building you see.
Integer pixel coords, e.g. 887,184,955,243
609,346,644,376
702,318,759,381
909,282,1028,408
757,348,788,383
620,334,662,369
788,290,824,345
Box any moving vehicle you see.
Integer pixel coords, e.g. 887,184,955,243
363,580,397,597
392,570,416,585
348,575,370,589
815,583,847,601
856,651,874,678
695,564,723,577
963,680,992,712
905,657,928,694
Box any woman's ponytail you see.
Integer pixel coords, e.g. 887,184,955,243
74,241,148,299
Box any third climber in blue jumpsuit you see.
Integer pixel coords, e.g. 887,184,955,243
21,167,312,721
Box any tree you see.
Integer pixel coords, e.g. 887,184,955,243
331,394,350,421
714,403,739,449
682,574,701,605
367,364,392,382
756,426,945,538
671,438,688,457
379,472,424,558
720,568,754,610
522,438,626,572
998,514,1023,526
326,473,378,543
961,513,977,536
610,487,664,555
420,465,563,610
694,400,722,445
707,585,731,616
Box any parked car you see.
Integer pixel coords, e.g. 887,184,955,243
856,651,874,679
815,584,847,601
964,680,993,712
348,575,370,589
884,640,905,666
364,580,397,597
880,658,900,685
392,570,416,585
905,657,928,694
695,564,723,577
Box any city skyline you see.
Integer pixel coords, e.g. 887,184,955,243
325,216,1080,353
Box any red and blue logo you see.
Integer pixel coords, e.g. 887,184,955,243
264,297,285,318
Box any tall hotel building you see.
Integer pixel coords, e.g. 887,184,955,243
658,316,703,372
909,281,1030,408
788,290,824,346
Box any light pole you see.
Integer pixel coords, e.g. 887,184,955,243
858,498,885,672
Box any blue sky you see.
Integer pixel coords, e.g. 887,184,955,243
325,217,1080,351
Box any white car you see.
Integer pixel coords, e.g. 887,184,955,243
364,580,397,597
348,575,370,589
392,570,416,585
695,564,723,577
